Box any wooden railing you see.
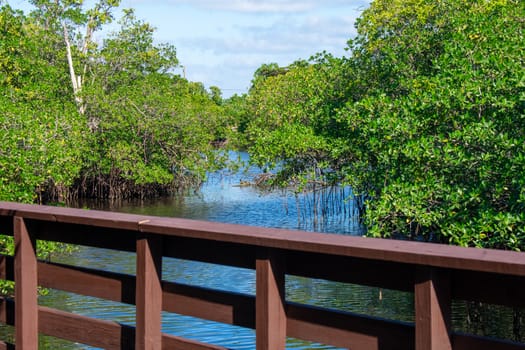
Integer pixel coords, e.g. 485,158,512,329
0,201,524,349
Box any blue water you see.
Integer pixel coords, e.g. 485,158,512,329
86,151,363,235
35,153,398,349
33,152,522,348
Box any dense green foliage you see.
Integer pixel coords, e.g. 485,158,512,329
1,0,524,253
244,56,351,189
0,2,232,294
0,5,86,203
0,2,231,203
244,0,525,250
79,9,231,198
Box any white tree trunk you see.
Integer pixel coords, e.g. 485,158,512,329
63,23,85,113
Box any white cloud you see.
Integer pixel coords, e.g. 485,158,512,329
182,60,255,94
129,0,369,14
181,13,358,60
208,1,314,13
120,0,370,96
10,0,370,96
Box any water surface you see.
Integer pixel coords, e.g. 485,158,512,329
30,153,524,348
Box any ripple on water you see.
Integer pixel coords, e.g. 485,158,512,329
39,152,523,348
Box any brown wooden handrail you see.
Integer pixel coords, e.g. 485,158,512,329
0,201,524,349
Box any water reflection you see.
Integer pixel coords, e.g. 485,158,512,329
79,152,363,235
35,152,523,348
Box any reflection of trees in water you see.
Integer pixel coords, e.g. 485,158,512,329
452,301,524,342
287,277,525,343
285,276,414,323
514,309,523,342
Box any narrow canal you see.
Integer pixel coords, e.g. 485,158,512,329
29,152,523,348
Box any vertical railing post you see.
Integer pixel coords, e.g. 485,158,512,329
256,248,286,350
136,234,163,350
14,216,38,349
415,267,452,350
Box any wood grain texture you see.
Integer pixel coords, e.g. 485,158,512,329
14,216,38,350
1,201,524,276
415,268,451,350
256,249,286,350
162,334,229,350
39,306,133,349
136,234,163,350
287,303,413,350
0,202,524,349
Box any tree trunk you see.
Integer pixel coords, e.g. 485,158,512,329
63,23,84,114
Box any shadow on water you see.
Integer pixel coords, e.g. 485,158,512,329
26,152,523,349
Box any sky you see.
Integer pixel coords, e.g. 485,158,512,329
8,0,371,97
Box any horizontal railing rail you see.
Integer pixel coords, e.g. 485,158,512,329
0,201,524,349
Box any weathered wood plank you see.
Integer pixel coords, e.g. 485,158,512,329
13,257,258,329
14,216,38,350
256,249,286,350
1,202,524,276
32,221,137,252
5,253,522,314
38,260,136,304
162,334,229,350
415,268,451,350
140,215,525,277
0,201,148,231
39,305,134,349
287,303,413,350
38,260,254,328
2,201,525,276
5,292,524,350
136,234,163,350
162,236,255,269
162,281,255,329
286,251,414,292
39,306,228,350
0,295,423,350
25,255,525,311
0,202,525,349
